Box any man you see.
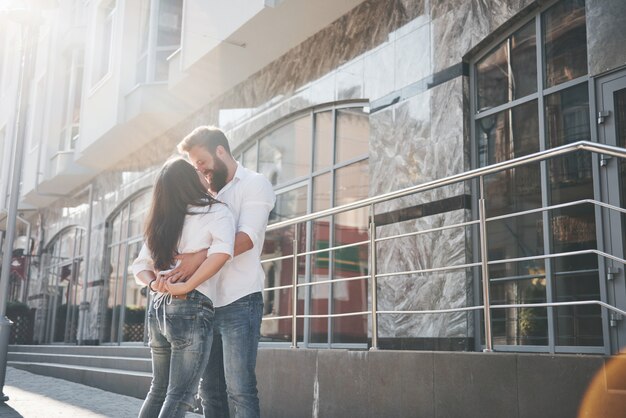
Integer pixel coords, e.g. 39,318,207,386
169,126,275,418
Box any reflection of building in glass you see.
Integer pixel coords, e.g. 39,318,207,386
1,0,626,356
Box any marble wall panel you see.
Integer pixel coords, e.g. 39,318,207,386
586,0,626,76
430,0,535,72
364,43,396,102
395,21,431,91
376,209,471,338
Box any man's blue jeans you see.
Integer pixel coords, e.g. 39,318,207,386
139,290,214,418
199,292,263,418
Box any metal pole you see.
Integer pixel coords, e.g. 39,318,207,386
478,176,493,352
291,226,299,348
78,185,93,345
369,204,379,350
0,22,36,402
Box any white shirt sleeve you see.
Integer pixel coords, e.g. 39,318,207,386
238,175,276,249
206,204,236,258
131,243,154,286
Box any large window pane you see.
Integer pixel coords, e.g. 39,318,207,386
314,111,333,171
332,161,369,344
336,108,369,164
546,83,592,204
543,0,587,88
242,144,257,171
553,255,601,346
259,116,312,186
156,0,183,47
476,21,537,111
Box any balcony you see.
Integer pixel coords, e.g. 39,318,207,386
168,0,366,109
21,150,95,207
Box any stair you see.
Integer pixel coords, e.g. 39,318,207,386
7,345,152,399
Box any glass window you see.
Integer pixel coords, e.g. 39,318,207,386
543,0,587,88
102,190,150,343
252,105,369,347
60,50,84,151
335,108,369,164
314,111,333,171
93,1,115,84
136,0,183,84
473,0,595,351
242,144,257,170
39,227,85,343
259,115,312,186
476,21,537,111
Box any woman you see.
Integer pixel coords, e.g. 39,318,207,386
132,158,235,418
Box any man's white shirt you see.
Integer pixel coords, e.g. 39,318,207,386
212,163,276,307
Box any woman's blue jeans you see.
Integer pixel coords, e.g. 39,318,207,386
139,290,214,418
199,292,263,418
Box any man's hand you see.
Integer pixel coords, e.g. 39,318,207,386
162,250,207,283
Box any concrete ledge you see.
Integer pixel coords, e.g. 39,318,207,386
8,345,626,417
8,362,151,399
256,350,625,418
8,352,151,372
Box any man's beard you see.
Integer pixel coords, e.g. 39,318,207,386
208,156,228,193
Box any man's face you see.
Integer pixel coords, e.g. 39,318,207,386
187,145,228,193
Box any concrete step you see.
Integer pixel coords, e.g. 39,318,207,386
7,352,152,373
8,344,150,358
8,361,151,399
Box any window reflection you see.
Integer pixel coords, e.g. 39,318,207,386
474,0,597,350
40,227,85,344
103,191,150,343
257,106,370,346
336,108,369,163
259,115,312,186
543,0,587,88
476,21,537,111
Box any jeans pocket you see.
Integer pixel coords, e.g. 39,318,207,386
165,314,196,349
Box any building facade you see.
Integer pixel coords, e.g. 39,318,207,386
1,0,625,355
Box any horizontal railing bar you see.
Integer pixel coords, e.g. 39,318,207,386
491,300,626,317
296,239,369,258
487,249,626,267
263,302,625,321
261,315,293,321
296,311,370,319
489,274,546,283
295,274,370,288
486,198,626,223
375,220,480,243
376,262,481,279
263,284,292,292
261,254,294,264
267,141,626,231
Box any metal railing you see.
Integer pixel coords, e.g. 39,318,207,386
261,140,626,351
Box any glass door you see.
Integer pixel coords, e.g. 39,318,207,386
597,70,626,353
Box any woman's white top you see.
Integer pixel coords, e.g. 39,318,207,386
131,202,235,299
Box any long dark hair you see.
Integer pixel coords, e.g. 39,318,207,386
144,158,218,270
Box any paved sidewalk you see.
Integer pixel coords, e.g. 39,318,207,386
0,367,202,417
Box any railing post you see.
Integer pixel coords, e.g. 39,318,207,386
479,176,493,352
291,226,299,348
369,204,379,350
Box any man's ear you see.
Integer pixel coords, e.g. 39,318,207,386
215,145,227,157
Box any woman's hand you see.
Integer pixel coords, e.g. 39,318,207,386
165,280,192,296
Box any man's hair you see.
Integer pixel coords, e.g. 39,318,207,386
178,126,232,155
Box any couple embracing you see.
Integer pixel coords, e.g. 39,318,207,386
132,126,276,418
